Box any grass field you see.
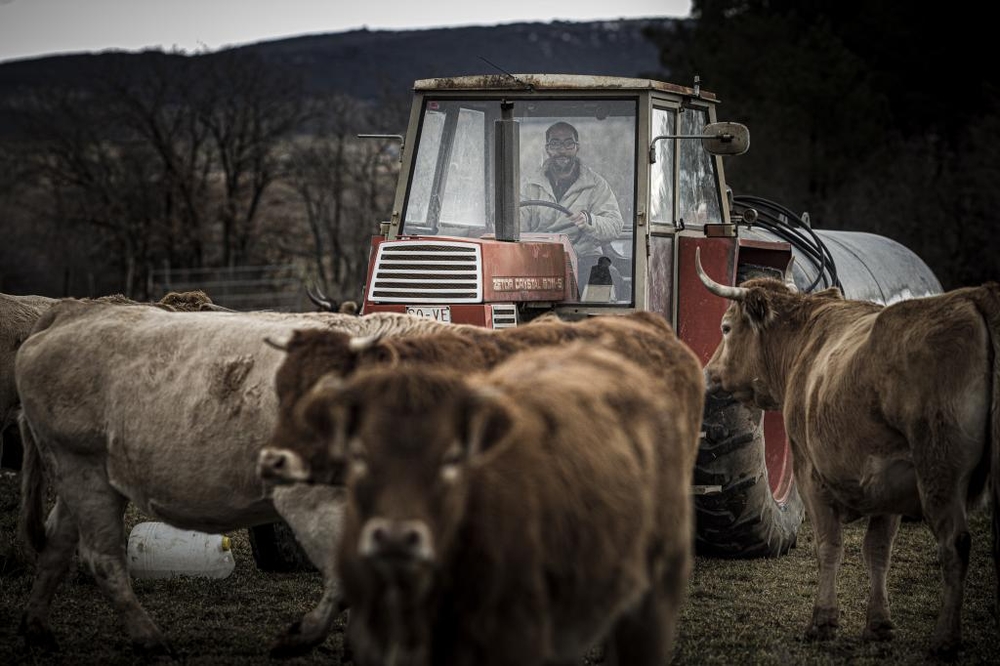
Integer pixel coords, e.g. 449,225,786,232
1,469,997,665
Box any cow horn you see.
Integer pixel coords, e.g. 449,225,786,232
348,333,382,352
306,283,334,311
263,336,289,351
695,247,747,301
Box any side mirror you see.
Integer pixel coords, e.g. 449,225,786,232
649,122,750,162
701,122,750,156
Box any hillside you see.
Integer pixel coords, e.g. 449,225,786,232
0,18,679,103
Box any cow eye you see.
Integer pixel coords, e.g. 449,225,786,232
440,444,464,483
348,441,368,476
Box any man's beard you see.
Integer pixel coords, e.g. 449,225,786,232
544,155,580,181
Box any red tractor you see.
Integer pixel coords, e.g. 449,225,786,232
357,74,942,557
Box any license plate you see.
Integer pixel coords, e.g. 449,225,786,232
405,305,451,323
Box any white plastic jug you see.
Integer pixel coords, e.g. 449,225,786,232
127,521,236,579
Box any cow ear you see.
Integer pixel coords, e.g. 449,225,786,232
743,289,771,326
370,341,400,366
463,387,512,460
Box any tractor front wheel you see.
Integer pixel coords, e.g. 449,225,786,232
694,394,803,558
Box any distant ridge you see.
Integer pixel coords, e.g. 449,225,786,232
0,18,680,101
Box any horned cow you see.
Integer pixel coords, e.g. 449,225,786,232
260,310,705,487
696,248,1000,657
14,300,457,656
319,341,700,665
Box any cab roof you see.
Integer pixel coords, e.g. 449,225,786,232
413,74,718,101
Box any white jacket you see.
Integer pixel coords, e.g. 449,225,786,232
520,163,624,259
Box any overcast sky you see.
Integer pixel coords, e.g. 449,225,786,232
0,0,692,63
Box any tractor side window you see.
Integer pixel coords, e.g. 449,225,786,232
650,107,675,224
404,102,488,235
405,109,445,228
438,109,486,226
678,108,722,228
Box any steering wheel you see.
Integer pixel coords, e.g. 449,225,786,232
519,199,579,235
519,199,573,216
519,199,627,285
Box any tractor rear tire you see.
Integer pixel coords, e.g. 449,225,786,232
694,393,804,558
247,521,316,573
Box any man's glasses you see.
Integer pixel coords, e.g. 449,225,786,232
545,139,579,150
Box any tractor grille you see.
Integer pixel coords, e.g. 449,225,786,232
491,303,518,329
368,241,482,303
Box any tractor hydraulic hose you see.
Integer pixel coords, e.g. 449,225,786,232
732,195,842,292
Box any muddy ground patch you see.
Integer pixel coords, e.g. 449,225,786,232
1,469,997,664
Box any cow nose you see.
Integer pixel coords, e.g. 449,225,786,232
359,518,434,562
703,367,724,396
257,447,311,484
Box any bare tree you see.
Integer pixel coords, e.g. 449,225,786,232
14,85,173,297
281,93,399,303
194,51,308,267
103,52,215,269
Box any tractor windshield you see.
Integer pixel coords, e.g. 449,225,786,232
402,97,637,304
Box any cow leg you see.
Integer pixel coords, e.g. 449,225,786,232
606,590,679,666
920,489,971,658
799,465,843,641
861,514,900,641
70,487,173,657
910,414,982,659
269,484,346,657
606,550,688,666
20,498,79,650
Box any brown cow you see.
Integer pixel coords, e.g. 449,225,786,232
695,248,1000,657
259,311,705,489
313,341,699,665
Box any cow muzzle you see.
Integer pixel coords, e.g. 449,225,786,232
257,447,312,485
703,366,726,396
359,517,435,565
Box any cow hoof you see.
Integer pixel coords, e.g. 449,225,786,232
269,621,321,659
20,616,59,652
131,637,175,659
804,621,838,642
804,608,839,642
862,618,895,642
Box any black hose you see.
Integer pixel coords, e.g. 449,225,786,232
732,195,842,292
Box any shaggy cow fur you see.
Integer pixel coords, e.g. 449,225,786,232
262,311,704,488
325,343,700,665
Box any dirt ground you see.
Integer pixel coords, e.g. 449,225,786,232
1,468,997,665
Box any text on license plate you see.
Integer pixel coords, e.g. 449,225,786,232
406,306,451,323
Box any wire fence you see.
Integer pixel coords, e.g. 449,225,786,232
148,264,312,312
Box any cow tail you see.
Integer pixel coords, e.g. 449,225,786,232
991,287,1000,623
18,412,47,556
972,282,1000,621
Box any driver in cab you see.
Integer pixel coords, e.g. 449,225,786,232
520,121,624,290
